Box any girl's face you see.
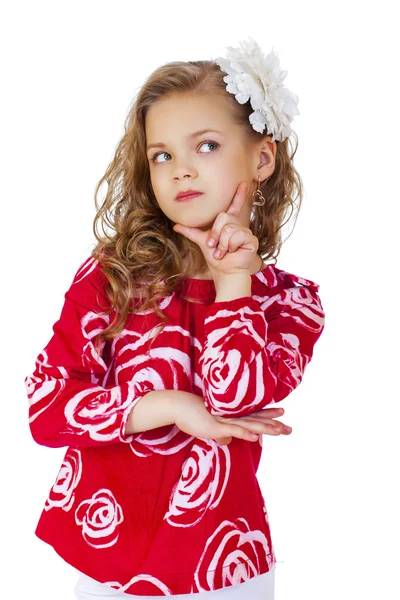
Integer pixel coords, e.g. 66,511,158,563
145,93,258,231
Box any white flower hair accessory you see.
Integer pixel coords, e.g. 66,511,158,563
214,37,299,141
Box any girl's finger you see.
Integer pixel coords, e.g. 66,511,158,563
207,182,248,248
225,181,249,217
217,415,291,435
238,419,284,433
215,424,257,444
215,409,284,424
225,229,251,255
251,407,285,417
215,435,233,445
232,425,260,442
173,223,213,250
213,224,243,259
207,213,239,252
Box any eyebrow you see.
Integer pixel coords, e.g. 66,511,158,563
146,129,223,152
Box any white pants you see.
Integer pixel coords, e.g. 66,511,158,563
73,564,276,599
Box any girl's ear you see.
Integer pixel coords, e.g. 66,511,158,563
256,141,276,182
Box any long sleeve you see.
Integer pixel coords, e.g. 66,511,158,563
199,274,325,417
24,257,153,449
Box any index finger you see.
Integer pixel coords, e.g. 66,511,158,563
226,181,249,216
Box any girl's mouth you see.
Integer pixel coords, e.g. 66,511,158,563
175,192,204,202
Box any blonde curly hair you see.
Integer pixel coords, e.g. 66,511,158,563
90,59,303,355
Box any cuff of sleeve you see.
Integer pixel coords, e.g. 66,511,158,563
205,295,263,317
118,382,154,443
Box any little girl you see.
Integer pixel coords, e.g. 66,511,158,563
24,37,325,599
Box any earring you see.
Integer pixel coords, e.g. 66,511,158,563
252,176,266,207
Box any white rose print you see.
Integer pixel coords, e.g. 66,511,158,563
164,439,230,527
44,448,82,511
193,518,274,593
75,488,124,549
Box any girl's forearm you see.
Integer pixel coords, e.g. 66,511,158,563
124,390,178,434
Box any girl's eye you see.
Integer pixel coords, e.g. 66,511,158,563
150,141,219,164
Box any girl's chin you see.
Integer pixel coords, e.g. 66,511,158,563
185,214,216,230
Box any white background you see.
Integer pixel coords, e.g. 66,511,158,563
1,1,399,598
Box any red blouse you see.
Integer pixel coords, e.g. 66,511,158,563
24,256,325,596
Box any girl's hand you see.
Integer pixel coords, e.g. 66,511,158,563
214,408,292,445
170,390,291,446
172,181,259,276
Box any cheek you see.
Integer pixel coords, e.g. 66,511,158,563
215,178,245,210
213,158,247,194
